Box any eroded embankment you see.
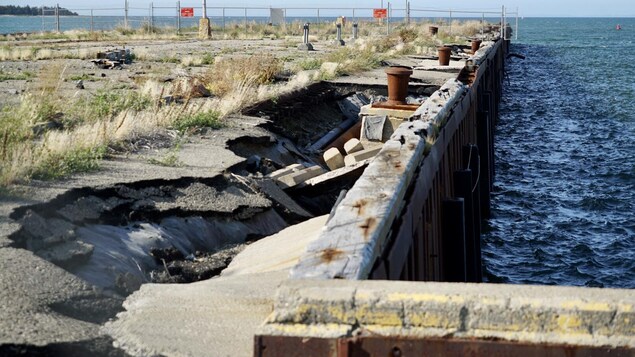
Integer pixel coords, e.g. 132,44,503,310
4,81,390,304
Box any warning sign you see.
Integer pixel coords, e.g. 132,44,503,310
373,8,387,18
180,7,194,17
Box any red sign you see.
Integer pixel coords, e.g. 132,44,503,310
373,8,387,19
180,7,194,17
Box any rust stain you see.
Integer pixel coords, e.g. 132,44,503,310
352,199,368,216
321,248,343,263
359,217,377,240
394,160,402,169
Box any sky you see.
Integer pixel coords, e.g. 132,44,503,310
1,0,634,18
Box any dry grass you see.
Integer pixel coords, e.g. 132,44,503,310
0,18,492,186
203,55,283,96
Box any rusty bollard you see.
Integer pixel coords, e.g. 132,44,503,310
385,66,413,106
471,39,483,54
438,46,452,66
429,26,439,36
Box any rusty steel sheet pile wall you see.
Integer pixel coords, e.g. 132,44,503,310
290,39,505,283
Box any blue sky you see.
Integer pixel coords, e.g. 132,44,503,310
1,1,634,17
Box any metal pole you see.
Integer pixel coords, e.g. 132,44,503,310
125,0,128,29
202,0,207,19
41,6,44,32
244,8,247,30
222,8,225,30
500,5,504,39
149,2,153,31
177,1,181,34
317,8,320,25
406,1,410,24
352,8,355,23
55,4,60,33
386,2,390,35
449,10,452,34
515,7,519,40
353,22,358,39
481,12,484,36
90,9,94,33
501,5,507,40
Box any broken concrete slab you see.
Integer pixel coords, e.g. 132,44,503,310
222,215,328,277
276,166,326,189
253,178,313,219
36,241,94,269
267,163,304,180
344,147,382,166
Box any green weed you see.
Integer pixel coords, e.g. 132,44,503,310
173,111,223,132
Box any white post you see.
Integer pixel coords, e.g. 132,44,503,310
202,0,207,19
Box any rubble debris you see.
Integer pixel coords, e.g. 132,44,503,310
149,244,246,284
344,146,382,166
91,49,132,69
276,165,325,189
343,138,364,154
323,147,345,170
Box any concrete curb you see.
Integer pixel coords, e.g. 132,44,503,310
262,279,635,348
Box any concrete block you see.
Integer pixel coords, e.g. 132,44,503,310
268,163,304,180
360,114,407,145
344,147,382,166
343,138,364,154
361,115,386,141
276,166,325,189
323,147,344,171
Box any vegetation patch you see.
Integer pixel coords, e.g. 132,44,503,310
173,111,223,132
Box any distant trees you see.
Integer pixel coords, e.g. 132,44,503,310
0,5,78,16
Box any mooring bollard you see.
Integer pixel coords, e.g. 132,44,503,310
297,23,314,51
335,23,345,46
352,22,358,40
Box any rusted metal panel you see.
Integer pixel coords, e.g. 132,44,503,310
255,335,633,357
255,335,338,357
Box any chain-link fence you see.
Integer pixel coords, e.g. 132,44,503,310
10,2,518,39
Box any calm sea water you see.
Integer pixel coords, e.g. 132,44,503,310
482,18,635,288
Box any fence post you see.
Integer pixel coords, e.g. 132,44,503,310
449,10,452,34
55,4,60,33
353,22,358,39
149,2,154,31
124,0,129,29
481,12,484,36
244,7,247,30
176,1,180,35
222,8,225,30
317,8,320,26
386,2,391,35
406,1,410,24
352,8,355,23
90,9,94,33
